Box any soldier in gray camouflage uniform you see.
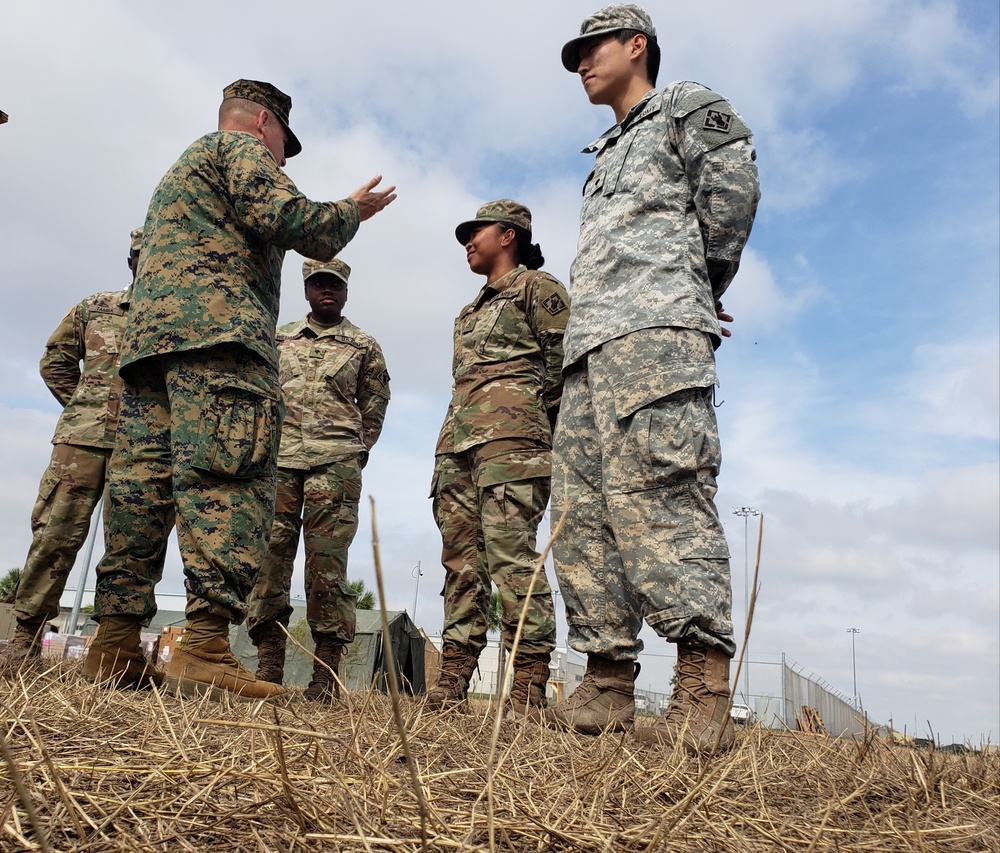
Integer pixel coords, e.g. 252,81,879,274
86,79,396,701
428,200,569,715
247,257,389,702
544,6,760,755
0,228,140,676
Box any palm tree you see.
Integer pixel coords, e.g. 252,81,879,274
488,590,506,699
0,568,21,603
348,578,376,610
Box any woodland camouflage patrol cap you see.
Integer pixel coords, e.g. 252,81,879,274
302,257,351,286
455,199,532,245
561,4,657,72
222,79,302,158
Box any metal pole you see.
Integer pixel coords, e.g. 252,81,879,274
847,627,860,707
732,507,759,703
411,561,422,622
68,497,102,635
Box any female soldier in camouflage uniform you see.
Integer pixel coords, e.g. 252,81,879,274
428,200,570,714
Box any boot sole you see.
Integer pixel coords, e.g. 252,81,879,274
165,674,283,702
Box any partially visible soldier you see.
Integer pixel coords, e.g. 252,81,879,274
0,227,139,675
248,258,390,703
85,79,396,701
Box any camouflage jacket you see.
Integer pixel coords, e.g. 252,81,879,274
124,131,361,373
565,82,761,366
40,289,130,449
435,266,570,455
276,315,390,469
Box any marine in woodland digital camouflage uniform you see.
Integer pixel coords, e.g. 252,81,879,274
431,201,569,676
87,79,395,699
247,258,389,682
545,5,760,747
0,227,139,671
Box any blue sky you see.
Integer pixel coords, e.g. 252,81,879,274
1,0,997,744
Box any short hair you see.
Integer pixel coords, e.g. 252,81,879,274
218,97,265,128
615,29,660,86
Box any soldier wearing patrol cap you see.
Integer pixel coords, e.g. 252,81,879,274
427,199,570,716
85,79,396,701
0,228,138,677
247,257,390,703
545,5,761,754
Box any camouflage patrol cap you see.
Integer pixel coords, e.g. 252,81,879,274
129,227,143,252
455,199,532,245
302,257,351,287
222,79,302,158
561,4,657,72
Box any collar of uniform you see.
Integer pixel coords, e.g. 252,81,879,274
119,288,132,309
474,265,527,307
582,89,660,154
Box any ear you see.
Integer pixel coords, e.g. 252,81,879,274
630,33,647,62
255,108,270,138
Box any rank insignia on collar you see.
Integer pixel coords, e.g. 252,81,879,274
704,109,733,132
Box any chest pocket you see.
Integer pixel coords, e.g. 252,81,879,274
595,102,663,197
463,296,523,362
319,339,362,390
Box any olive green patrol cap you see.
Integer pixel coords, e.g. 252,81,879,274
455,199,532,245
561,4,657,72
222,79,302,158
129,227,143,252
302,257,351,287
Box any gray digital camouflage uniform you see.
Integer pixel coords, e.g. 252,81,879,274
248,313,389,643
93,130,362,627
432,266,570,656
13,289,128,622
552,82,760,661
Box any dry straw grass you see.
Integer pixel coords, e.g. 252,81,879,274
2,663,998,852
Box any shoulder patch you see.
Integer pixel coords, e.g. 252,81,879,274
704,109,733,133
541,292,568,316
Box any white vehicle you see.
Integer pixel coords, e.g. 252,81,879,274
730,703,756,725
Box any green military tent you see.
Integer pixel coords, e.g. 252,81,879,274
232,609,426,695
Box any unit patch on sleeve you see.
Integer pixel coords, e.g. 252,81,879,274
704,109,733,133
541,292,568,316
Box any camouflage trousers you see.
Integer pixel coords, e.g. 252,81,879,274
431,438,556,657
551,328,736,661
247,459,362,643
15,442,110,621
93,344,281,625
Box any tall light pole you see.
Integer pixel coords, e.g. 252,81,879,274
847,627,860,708
411,562,423,623
732,506,760,703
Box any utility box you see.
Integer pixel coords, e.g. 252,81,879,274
0,604,16,641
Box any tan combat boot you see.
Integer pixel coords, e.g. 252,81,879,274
507,651,551,718
82,616,163,689
543,655,637,735
636,640,736,755
251,621,287,685
425,643,478,710
164,613,284,701
0,614,48,677
303,633,344,703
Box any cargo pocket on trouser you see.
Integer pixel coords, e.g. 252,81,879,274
30,467,62,530
191,377,280,479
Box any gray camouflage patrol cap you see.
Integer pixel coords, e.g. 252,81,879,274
455,199,532,245
302,257,350,287
129,228,143,252
222,79,302,158
561,4,657,72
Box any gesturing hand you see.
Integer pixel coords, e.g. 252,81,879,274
350,174,398,221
